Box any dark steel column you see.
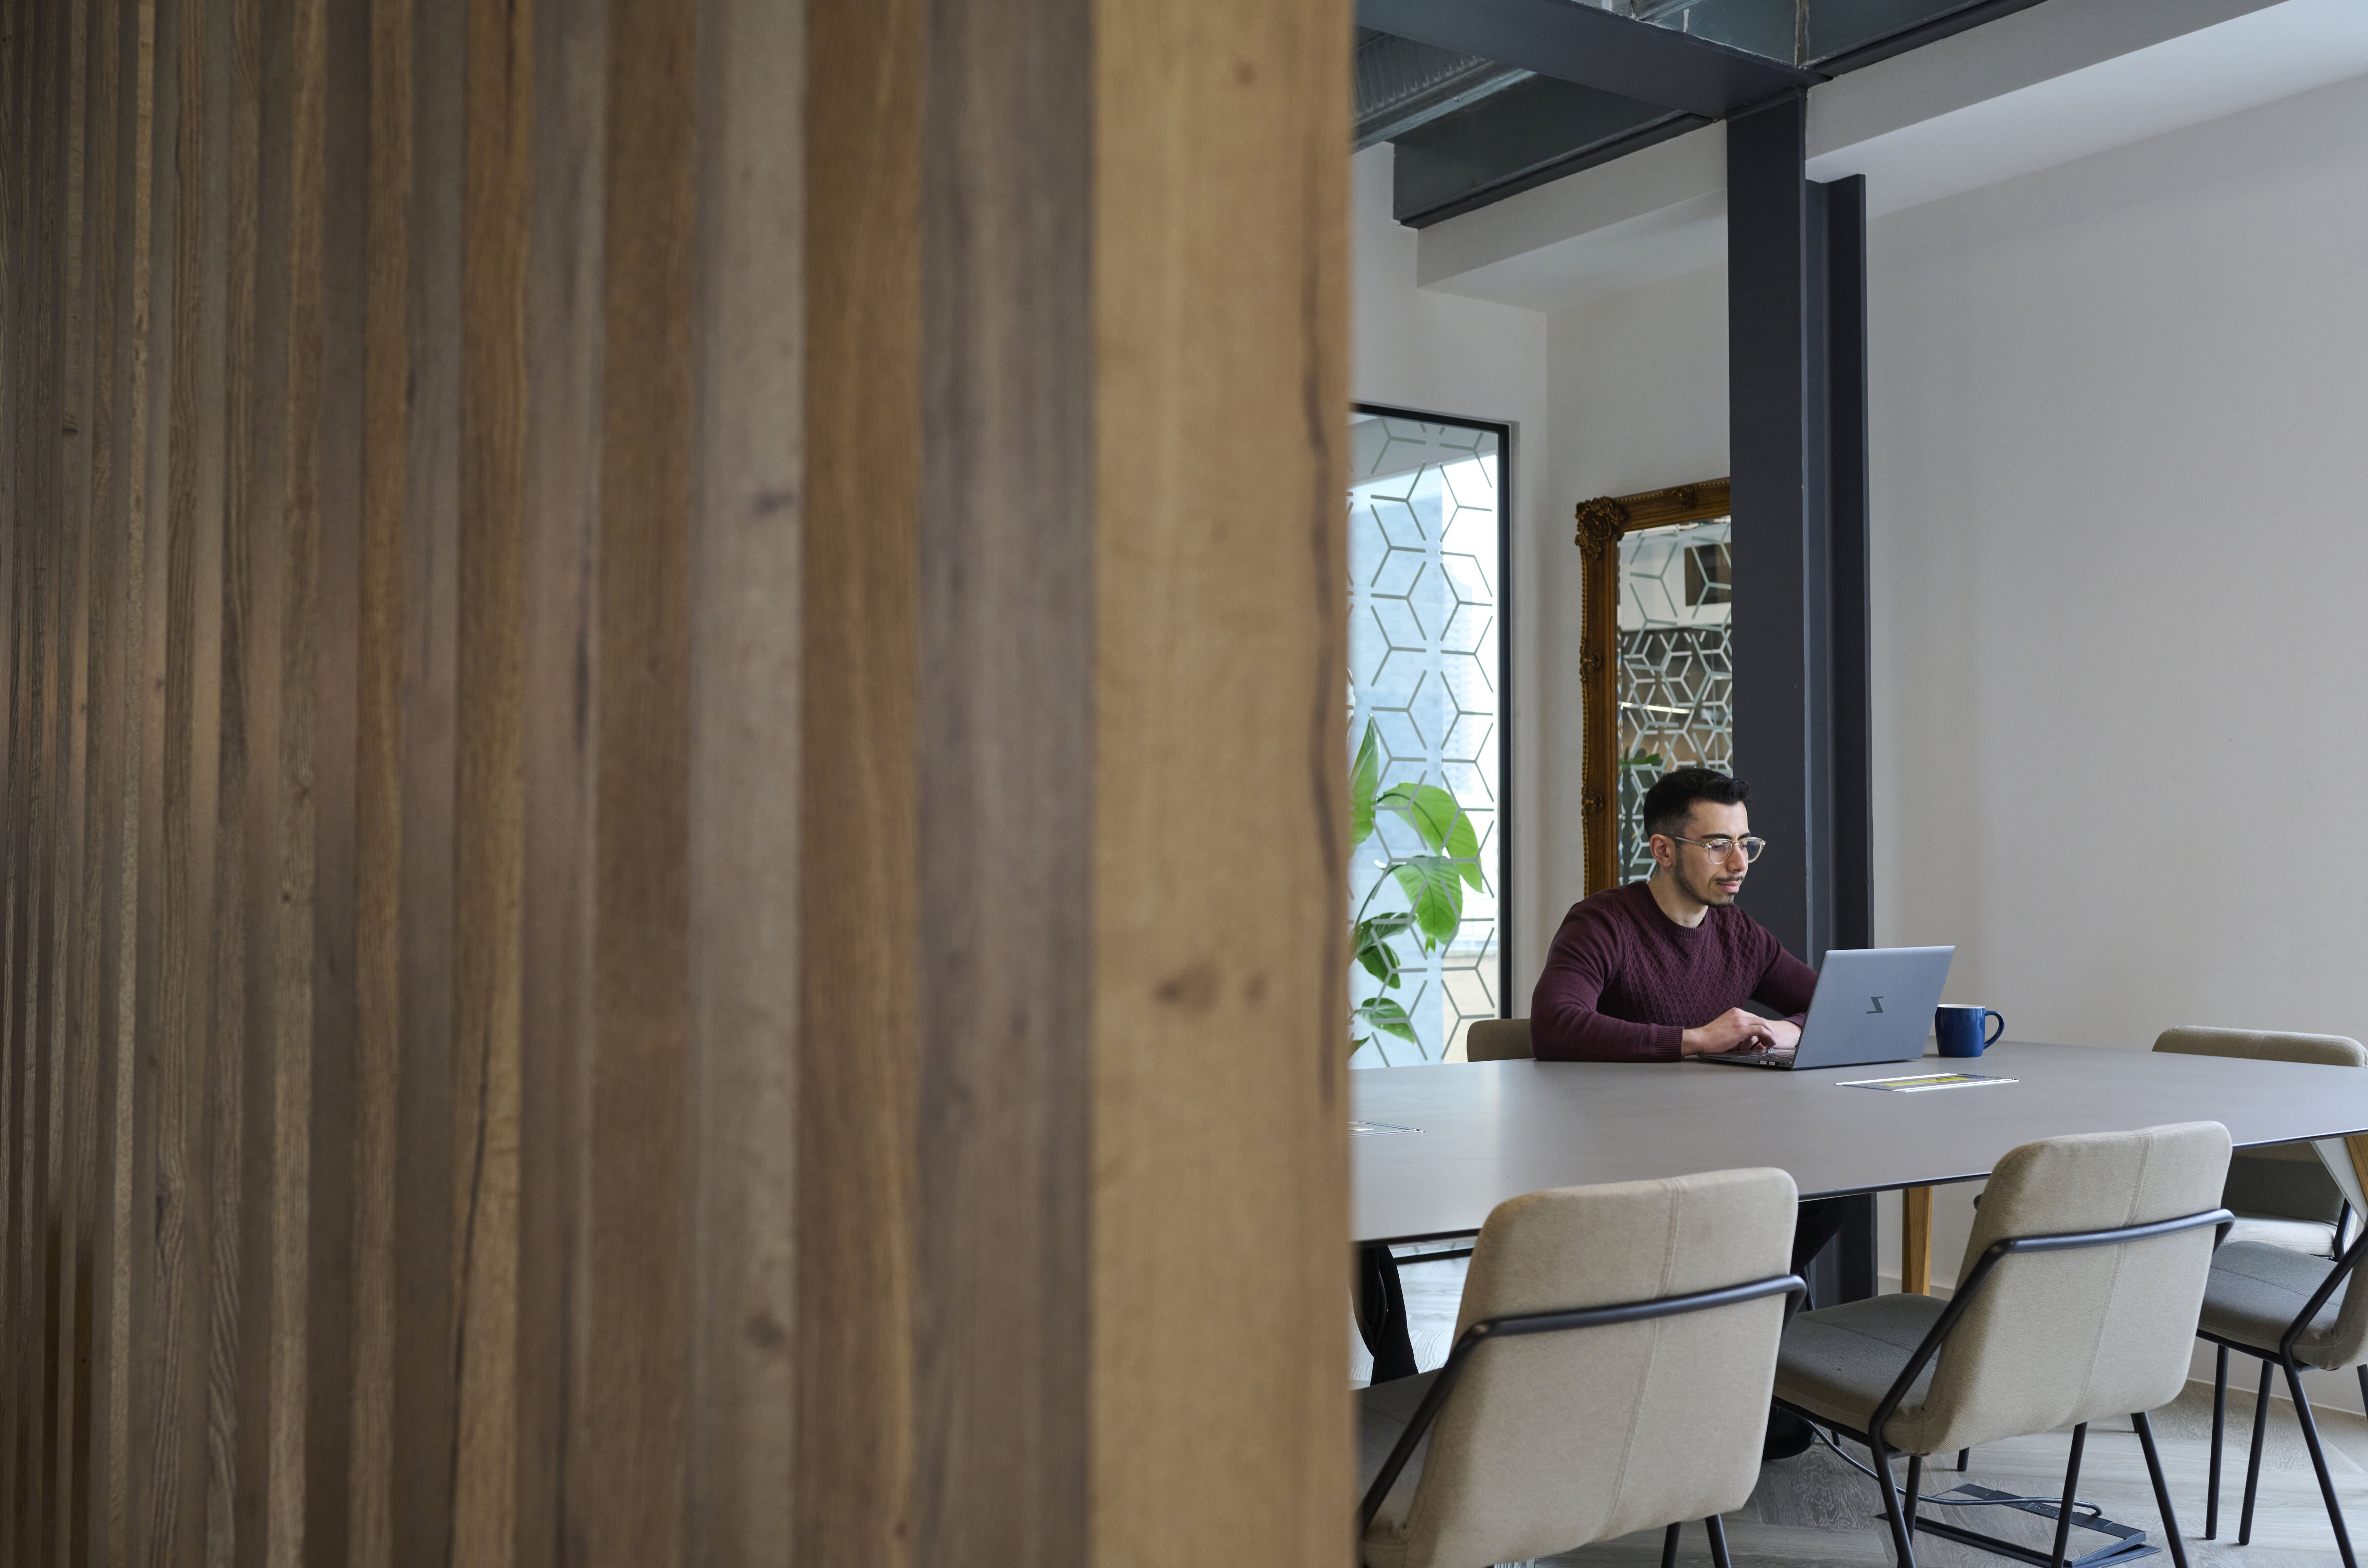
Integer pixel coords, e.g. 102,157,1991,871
1827,174,1873,953
1727,90,1826,964
1728,98,1871,965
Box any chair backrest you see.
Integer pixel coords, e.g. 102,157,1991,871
2154,1026,2368,1069
1375,1168,1796,1568
1909,1122,2230,1455
2155,1028,2366,1225
1463,1017,1532,1062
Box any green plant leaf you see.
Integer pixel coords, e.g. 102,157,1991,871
1353,997,1419,1044
1390,856,1467,949
1377,782,1484,888
1375,781,1456,851
1350,720,1382,847
1352,914,1411,987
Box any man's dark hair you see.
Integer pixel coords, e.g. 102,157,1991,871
1641,767,1751,841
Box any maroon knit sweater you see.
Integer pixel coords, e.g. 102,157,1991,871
1529,880,1819,1062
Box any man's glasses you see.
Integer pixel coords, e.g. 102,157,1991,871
1670,833,1767,863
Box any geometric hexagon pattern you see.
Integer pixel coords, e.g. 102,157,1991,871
1614,518,1733,883
1347,414,1501,1067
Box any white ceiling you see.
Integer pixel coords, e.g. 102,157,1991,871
1413,0,2368,311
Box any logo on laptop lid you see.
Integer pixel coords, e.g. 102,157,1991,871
1866,996,1884,1013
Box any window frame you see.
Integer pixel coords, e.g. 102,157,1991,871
1351,402,1514,1026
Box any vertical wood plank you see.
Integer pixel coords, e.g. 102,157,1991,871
268,0,326,1555
685,0,800,1554
1090,0,1353,1560
797,0,920,1557
513,0,607,1557
202,0,261,1555
303,0,370,1553
391,1,464,1563
236,0,295,1555
913,0,1094,1552
47,4,97,1560
65,1,125,1556
452,0,531,1554
583,0,698,1560
345,0,411,1554
93,4,161,1560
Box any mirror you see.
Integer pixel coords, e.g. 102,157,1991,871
1574,478,1732,894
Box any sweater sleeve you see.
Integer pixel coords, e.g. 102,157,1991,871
1749,929,1820,1024
1529,901,1684,1062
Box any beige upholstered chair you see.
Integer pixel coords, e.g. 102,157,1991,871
2156,1028,2365,1257
1462,1017,1531,1062
1355,1168,1803,1568
2153,1027,2368,1554
1773,1123,2233,1568
2197,1234,2368,1562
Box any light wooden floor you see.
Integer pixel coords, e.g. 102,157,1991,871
1355,1252,2368,1568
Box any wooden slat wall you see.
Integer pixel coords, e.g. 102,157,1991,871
0,0,1352,1561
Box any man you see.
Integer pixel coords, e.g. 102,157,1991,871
1532,766,1811,1062
1529,765,1837,1461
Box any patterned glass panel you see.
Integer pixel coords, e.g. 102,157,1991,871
1616,519,1732,883
1347,414,1502,1067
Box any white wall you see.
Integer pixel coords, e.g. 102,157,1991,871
1352,145,1558,1004
1868,74,2368,1412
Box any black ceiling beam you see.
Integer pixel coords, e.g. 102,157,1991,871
1355,0,1822,119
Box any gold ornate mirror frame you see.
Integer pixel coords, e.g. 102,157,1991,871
1573,476,1732,896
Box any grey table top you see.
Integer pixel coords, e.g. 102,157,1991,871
1352,1040,2368,1246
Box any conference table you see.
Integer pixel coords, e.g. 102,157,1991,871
1352,1040,2368,1380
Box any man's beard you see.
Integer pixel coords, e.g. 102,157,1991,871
1678,860,1735,907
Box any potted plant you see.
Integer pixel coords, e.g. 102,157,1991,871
1348,719,1483,1061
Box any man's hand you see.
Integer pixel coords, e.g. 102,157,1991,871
1681,1008,1798,1057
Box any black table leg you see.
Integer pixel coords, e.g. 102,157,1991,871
1356,1243,1418,1383
1799,1192,1879,1308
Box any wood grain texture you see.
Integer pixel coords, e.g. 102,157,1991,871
4,2,1361,1562
1903,1185,1933,1295
452,0,530,1552
583,0,700,1560
798,0,921,1557
512,0,606,1559
914,0,1093,1555
346,0,413,1558
685,0,800,1557
1090,0,1353,1561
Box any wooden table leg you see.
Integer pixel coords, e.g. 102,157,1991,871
1902,1185,1933,1295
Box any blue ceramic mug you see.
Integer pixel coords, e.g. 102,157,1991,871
1935,1004,2005,1058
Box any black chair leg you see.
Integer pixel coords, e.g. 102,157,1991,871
1705,1514,1733,1568
2206,1343,2228,1539
1956,1448,1969,1472
2133,1410,2192,1568
2240,1355,2272,1546
1662,1521,1682,1568
1354,1244,1417,1383
2283,1359,2360,1568
2046,1424,2088,1568
1871,1436,1920,1568
1904,1453,1924,1533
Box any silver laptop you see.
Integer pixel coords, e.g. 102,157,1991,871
1695,946,1955,1071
